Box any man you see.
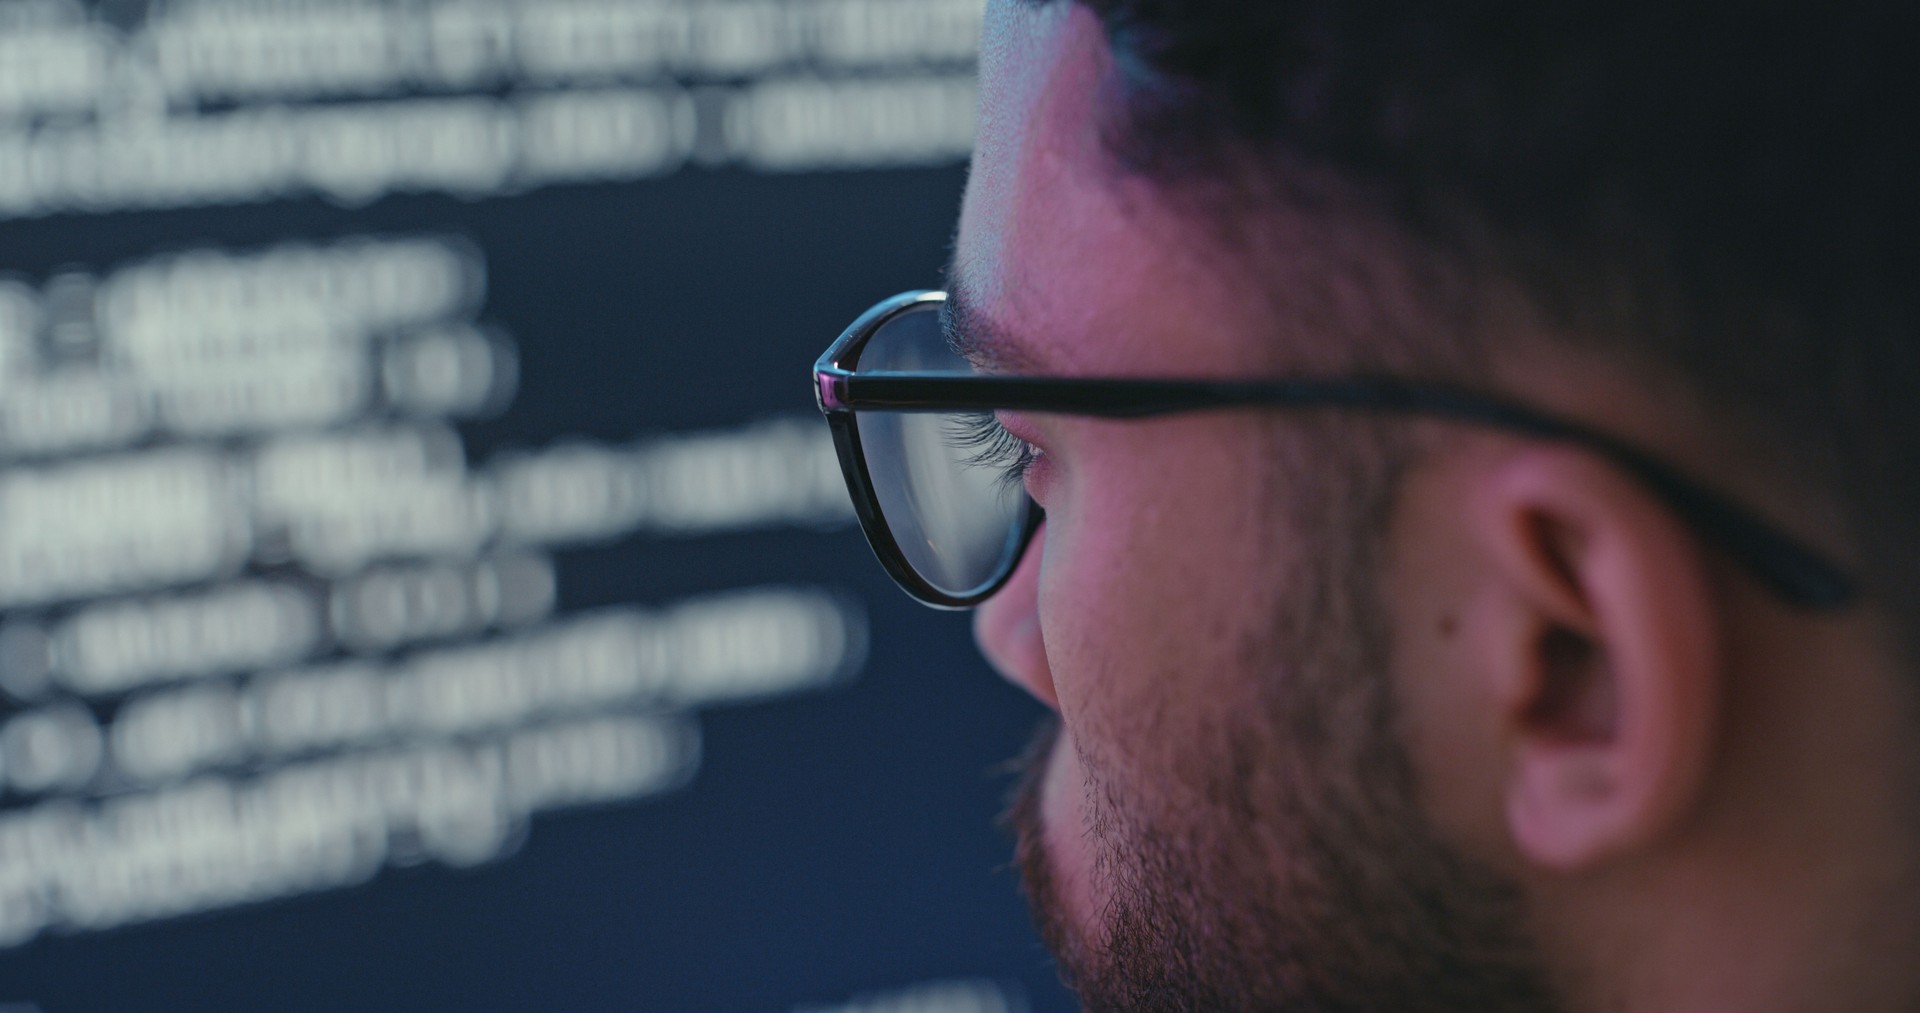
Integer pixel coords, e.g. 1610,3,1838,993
816,1,1920,1008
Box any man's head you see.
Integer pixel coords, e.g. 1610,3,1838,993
958,2,1920,1009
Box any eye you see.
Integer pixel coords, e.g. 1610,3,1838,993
945,411,1040,488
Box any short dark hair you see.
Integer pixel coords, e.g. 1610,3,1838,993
1065,0,1920,645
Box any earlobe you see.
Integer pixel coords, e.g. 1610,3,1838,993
1478,448,1724,872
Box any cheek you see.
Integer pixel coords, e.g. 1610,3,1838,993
1035,470,1171,736
1028,422,1308,928
1037,420,1280,758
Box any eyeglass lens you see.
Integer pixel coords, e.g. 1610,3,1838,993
851,302,1034,601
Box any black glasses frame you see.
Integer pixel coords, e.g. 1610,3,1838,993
816,290,1857,611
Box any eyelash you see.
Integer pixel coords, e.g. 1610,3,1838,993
947,411,1040,488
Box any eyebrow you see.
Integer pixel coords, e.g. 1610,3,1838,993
941,266,1048,374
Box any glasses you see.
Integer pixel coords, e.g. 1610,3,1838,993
814,290,1857,612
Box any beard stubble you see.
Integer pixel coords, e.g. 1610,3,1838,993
1001,430,1564,1012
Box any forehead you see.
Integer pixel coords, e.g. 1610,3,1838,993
954,0,1284,379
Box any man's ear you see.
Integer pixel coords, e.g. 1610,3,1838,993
1475,447,1724,871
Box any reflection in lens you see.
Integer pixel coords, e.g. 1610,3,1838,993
853,303,1029,599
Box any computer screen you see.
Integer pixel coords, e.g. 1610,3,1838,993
0,1,1068,1009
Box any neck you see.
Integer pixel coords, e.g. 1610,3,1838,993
1563,841,1920,1012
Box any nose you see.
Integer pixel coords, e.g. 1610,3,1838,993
973,523,1058,711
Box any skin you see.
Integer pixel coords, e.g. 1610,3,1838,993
958,1,1920,1009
